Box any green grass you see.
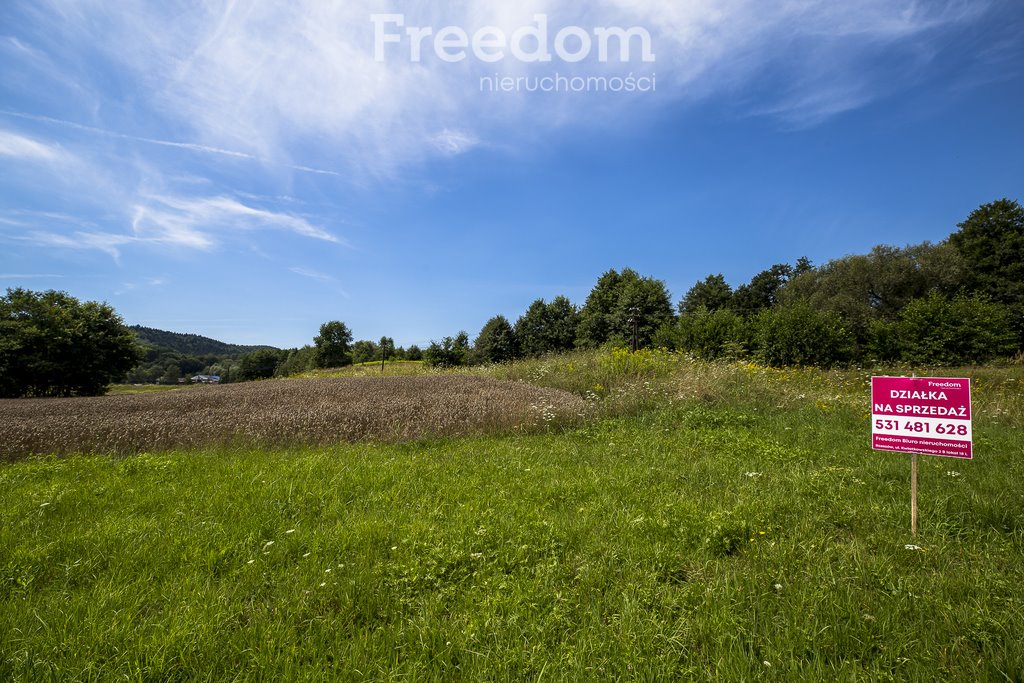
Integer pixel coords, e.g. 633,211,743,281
2,355,1023,680
299,360,428,379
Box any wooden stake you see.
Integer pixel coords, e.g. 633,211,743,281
909,373,919,537
911,452,918,537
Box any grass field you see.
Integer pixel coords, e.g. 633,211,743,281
1,352,1022,680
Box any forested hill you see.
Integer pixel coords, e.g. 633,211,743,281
131,326,276,357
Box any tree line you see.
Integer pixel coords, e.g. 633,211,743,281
442,197,1024,368
2,198,1020,397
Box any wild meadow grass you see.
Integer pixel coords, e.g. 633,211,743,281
1,352,1022,680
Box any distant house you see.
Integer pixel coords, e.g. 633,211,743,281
190,375,221,384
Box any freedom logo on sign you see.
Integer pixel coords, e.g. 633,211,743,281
871,376,972,460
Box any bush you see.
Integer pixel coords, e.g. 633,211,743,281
895,292,1017,366
677,307,750,360
236,349,286,381
752,303,854,368
423,333,470,368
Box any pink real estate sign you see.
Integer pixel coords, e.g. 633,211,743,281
871,376,972,460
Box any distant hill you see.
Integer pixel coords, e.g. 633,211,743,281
131,326,277,357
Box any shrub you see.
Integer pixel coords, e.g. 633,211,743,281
423,333,470,368
752,303,854,368
895,292,1017,366
677,307,750,360
237,349,286,381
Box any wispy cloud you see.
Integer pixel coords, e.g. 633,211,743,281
0,110,341,176
5,0,996,176
289,267,350,298
24,230,135,262
15,193,342,262
136,195,344,246
290,267,338,284
0,129,67,162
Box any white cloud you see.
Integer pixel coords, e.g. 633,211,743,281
0,129,66,162
13,193,341,262
289,266,351,298
135,195,344,246
13,1,996,174
26,230,135,262
289,267,338,284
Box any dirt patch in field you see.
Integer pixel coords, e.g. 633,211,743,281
0,376,588,459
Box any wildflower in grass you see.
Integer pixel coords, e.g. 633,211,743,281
471,553,484,560
905,544,925,551
745,472,762,478
319,582,326,587
774,583,783,591
946,471,962,478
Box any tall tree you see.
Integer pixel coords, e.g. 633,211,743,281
0,288,140,397
515,297,579,357
612,275,674,349
949,198,1024,306
379,336,394,371
578,269,672,348
949,198,1024,346
780,242,964,347
474,316,519,364
679,274,733,314
576,270,623,348
313,321,353,368
730,264,792,315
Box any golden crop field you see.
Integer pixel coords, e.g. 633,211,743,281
0,375,586,460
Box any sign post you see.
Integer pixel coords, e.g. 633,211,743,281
871,376,972,536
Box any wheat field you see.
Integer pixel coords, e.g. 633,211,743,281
0,375,586,460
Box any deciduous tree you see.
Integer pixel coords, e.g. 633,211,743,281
0,288,140,397
313,321,353,368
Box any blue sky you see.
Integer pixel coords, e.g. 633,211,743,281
2,1,1023,348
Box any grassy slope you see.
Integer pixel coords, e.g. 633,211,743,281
1,353,1022,680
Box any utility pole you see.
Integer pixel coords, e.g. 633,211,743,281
379,336,389,374
627,306,640,352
